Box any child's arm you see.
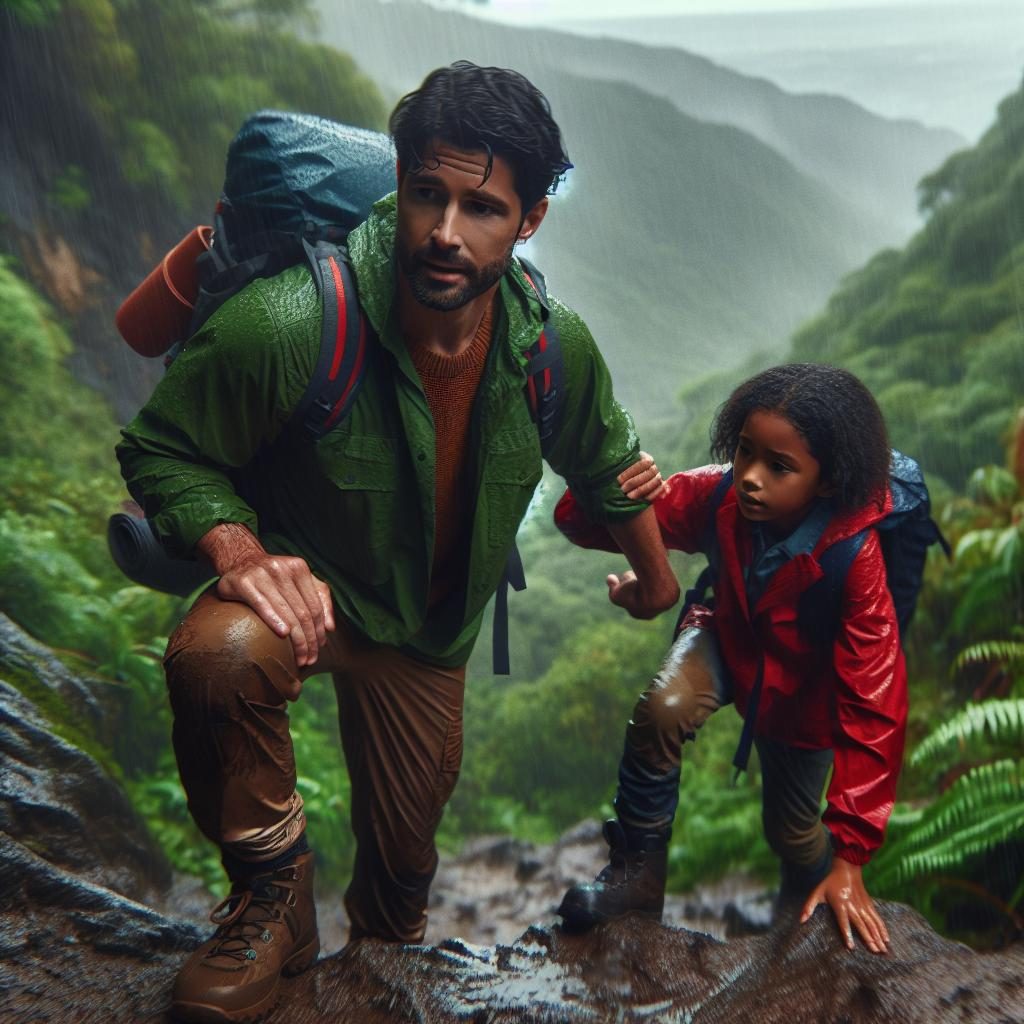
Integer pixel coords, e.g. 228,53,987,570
803,529,907,954
554,460,726,554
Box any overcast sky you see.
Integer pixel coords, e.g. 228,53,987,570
459,0,967,21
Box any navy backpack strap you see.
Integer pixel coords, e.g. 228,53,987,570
732,655,764,781
293,241,374,441
493,543,527,676
797,530,868,642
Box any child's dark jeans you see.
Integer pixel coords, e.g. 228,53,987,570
615,617,834,881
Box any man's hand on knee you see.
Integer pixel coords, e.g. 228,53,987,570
198,523,335,668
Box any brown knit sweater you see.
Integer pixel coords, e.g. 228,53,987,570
407,302,493,606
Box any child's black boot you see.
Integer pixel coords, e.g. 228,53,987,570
557,819,669,930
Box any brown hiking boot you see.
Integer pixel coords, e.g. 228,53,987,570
557,820,669,931
171,851,319,1024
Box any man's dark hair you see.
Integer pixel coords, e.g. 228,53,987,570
710,363,890,511
388,61,572,213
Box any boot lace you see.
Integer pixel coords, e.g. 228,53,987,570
204,873,296,963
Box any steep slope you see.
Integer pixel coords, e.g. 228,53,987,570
648,78,1024,494
522,71,882,411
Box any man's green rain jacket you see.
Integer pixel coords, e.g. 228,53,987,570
117,194,645,666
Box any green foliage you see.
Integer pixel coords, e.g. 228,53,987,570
126,761,224,890
870,758,1024,891
462,618,668,828
8,0,387,215
48,165,91,213
1,0,62,25
909,699,1024,771
697,80,1024,495
119,119,189,207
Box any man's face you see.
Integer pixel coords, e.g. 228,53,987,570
395,139,547,311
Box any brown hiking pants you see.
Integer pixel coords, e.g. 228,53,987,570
163,589,466,944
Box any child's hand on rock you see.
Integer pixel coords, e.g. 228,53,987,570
800,858,890,954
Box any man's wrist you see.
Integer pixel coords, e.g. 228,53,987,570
197,522,267,576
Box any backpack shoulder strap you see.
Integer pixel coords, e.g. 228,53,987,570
491,257,564,676
674,467,734,634
517,256,564,459
797,529,868,642
293,241,375,441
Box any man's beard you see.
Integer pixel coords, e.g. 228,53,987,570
399,241,514,312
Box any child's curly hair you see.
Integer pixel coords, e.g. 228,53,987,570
710,363,890,511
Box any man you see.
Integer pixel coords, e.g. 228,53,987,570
117,61,678,1023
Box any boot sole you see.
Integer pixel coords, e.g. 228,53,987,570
557,896,662,932
171,936,320,1023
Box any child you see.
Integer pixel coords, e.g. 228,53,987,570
555,363,906,955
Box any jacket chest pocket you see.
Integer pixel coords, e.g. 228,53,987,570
317,436,398,580
484,438,543,548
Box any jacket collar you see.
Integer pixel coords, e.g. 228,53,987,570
715,483,893,621
345,192,547,372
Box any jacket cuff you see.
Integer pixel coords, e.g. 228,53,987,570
566,463,648,525
830,839,872,867
151,500,259,559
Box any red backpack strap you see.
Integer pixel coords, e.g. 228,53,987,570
518,257,563,459
294,241,374,440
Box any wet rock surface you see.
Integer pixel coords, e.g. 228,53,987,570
2,613,1024,1023
420,823,769,950
4,867,1024,1024
0,614,172,902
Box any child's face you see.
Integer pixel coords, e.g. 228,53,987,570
733,410,832,534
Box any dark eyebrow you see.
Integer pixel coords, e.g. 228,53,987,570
406,170,511,214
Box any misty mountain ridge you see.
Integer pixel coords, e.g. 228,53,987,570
558,1,1023,142
311,0,963,413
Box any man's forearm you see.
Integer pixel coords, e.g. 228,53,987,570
607,508,679,613
196,522,268,576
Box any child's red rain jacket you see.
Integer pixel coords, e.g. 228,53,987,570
555,465,908,866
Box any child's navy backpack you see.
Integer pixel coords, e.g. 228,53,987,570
799,449,951,641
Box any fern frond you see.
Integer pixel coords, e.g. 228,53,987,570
871,761,1024,891
953,640,1024,675
910,699,1024,769
889,803,1024,884
884,760,1023,860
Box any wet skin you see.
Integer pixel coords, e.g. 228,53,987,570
395,140,548,355
732,409,834,534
